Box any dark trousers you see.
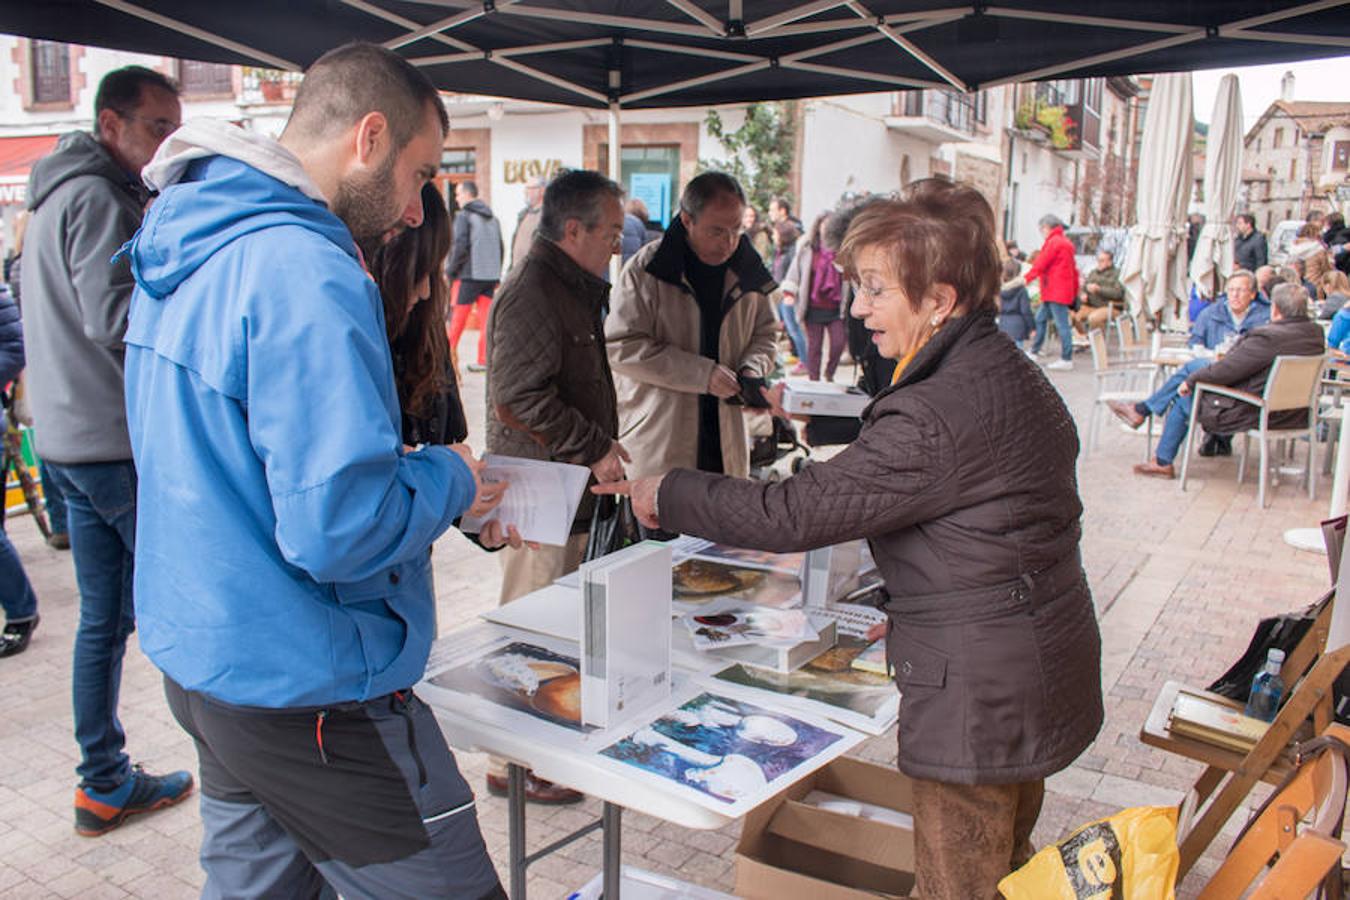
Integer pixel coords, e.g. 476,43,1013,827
165,678,505,900
806,317,846,381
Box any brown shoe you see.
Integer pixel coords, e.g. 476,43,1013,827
1132,461,1175,479
1107,400,1146,429
485,771,584,805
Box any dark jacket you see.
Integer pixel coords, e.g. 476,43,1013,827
448,198,503,282
621,213,648,264
1234,228,1268,272
1186,315,1326,434
486,236,617,529
997,278,1035,341
0,288,23,387
1081,264,1124,308
397,362,468,447
660,310,1102,784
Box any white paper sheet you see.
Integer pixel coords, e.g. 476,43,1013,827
459,455,591,546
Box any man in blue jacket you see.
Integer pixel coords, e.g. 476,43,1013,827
123,44,508,899
1189,269,1269,350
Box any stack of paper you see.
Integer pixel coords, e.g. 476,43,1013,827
459,455,591,547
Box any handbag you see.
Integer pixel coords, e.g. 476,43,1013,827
583,494,641,562
1207,590,1331,702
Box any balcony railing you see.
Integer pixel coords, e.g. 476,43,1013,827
892,90,976,136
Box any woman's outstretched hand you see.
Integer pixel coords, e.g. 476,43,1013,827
592,474,665,530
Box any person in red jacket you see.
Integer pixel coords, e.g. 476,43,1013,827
1025,215,1080,370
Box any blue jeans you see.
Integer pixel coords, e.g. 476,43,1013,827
779,301,807,360
46,460,137,791
0,526,37,621
1145,358,1209,466
1031,302,1073,361
40,460,67,536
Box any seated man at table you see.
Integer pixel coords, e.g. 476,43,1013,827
1189,270,1269,350
1109,283,1323,478
1072,250,1125,334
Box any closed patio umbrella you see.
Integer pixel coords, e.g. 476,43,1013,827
1121,72,1194,320
1188,73,1243,300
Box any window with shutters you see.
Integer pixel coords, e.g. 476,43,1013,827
1333,141,1350,171
177,60,234,96
31,40,71,104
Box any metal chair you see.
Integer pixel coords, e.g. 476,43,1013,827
1179,354,1327,508
1085,328,1155,458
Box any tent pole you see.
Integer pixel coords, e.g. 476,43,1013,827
609,101,622,283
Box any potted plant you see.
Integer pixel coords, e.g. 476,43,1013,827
1034,104,1078,150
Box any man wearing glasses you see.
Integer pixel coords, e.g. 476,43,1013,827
21,65,191,836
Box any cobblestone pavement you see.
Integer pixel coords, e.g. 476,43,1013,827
0,340,1336,898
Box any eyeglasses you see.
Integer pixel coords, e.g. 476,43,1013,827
852,280,903,300
117,112,181,140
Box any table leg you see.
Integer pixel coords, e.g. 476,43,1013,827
508,763,527,900
602,802,622,899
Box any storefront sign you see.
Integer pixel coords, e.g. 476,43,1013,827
0,182,27,206
504,159,565,184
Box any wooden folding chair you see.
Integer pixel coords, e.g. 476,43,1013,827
1169,643,1350,878
1197,723,1350,899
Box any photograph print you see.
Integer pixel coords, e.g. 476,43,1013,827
427,641,589,732
598,692,855,815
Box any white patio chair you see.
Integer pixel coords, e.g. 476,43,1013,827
1085,328,1155,459
1179,354,1328,508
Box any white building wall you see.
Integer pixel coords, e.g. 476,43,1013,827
797,93,932,223
1007,138,1077,251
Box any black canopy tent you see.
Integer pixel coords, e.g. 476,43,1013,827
0,1,1347,110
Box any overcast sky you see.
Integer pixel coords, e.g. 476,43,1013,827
1191,54,1350,130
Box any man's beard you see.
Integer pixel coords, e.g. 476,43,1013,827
332,152,401,244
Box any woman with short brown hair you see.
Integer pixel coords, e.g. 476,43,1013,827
600,178,1102,899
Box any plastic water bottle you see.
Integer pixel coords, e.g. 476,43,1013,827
1244,648,1286,722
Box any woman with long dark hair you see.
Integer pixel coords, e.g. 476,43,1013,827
367,183,468,447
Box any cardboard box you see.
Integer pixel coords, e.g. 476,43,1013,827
735,756,916,899
782,382,871,418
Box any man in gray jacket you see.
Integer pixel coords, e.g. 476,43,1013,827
21,65,192,835
447,180,503,372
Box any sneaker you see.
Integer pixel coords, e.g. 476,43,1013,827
47,532,70,550
0,615,38,658
75,765,194,836
790,363,808,376
1046,359,1074,371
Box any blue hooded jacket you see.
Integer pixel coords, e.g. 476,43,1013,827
1188,294,1271,349
123,150,476,708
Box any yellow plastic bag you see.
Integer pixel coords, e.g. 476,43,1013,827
998,805,1179,900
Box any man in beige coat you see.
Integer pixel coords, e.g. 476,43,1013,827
606,172,779,482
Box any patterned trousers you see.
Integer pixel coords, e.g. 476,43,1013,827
912,777,1045,900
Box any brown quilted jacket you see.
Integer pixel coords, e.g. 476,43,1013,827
659,310,1103,784
485,237,617,529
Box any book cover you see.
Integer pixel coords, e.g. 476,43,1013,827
850,637,888,675
1168,689,1270,752
580,541,673,729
